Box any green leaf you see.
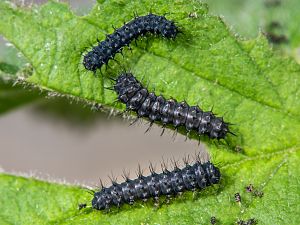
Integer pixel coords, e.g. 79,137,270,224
0,174,90,225
203,0,300,61
0,34,40,114
0,36,28,69
0,0,299,224
0,62,40,114
1,150,299,224
203,0,263,39
0,62,19,75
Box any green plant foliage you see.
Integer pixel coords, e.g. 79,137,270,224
0,150,299,225
0,174,90,225
0,62,19,75
0,62,40,114
0,34,40,114
0,37,28,69
0,0,299,224
203,0,263,39
203,0,300,60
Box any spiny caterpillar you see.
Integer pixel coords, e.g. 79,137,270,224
234,192,241,203
113,73,232,140
83,13,179,72
236,218,257,225
92,160,220,210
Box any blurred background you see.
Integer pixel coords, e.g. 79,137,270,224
0,0,299,186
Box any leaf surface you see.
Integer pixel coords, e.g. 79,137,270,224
203,0,300,61
0,62,40,114
0,0,299,224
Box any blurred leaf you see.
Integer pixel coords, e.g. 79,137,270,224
203,0,263,38
0,0,299,224
0,34,40,114
31,97,105,127
0,62,40,114
0,61,19,75
203,0,300,61
0,37,28,69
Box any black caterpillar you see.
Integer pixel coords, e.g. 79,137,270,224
236,218,257,225
83,13,179,72
113,73,231,139
92,160,220,210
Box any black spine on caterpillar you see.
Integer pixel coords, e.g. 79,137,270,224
92,161,220,210
83,13,179,72
113,73,231,139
